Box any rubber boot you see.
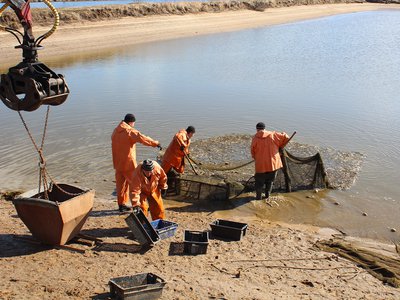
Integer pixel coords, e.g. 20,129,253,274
256,189,263,200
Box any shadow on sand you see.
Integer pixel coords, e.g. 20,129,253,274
0,234,52,257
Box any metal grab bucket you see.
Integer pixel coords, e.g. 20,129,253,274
13,183,94,245
0,61,69,112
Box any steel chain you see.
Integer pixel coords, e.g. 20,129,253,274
18,108,84,199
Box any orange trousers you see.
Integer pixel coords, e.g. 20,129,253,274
139,190,165,220
161,160,184,174
115,170,133,206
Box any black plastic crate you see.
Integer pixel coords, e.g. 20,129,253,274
183,230,209,255
109,272,166,300
125,207,160,246
210,219,248,241
150,219,178,240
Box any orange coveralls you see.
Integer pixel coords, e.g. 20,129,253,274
130,161,168,220
161,129,190,174
111,121,159,206
251,130,289,173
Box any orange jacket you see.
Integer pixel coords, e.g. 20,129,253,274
162,129,190,171
251,130,289,173
130,161,168,203
111,121,159,171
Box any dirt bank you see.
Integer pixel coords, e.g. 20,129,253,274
1,3,399,67
1,195,400,299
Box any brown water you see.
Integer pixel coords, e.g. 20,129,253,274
0,11,399,242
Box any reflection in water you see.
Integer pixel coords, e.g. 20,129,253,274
1,11,400,242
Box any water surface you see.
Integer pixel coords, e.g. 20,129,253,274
1,10,399,242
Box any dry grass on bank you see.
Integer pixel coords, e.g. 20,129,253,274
0,0,367,28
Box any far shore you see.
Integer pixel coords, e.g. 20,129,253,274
1,3,399,67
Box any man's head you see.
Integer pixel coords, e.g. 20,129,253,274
186,126,196,139
256,122,265,131
124,113,136,125
141,159,154,176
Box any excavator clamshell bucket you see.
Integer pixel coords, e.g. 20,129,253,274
0,61,69,112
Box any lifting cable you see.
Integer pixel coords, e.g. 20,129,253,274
18,108,83,200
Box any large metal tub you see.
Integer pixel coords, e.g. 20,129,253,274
13,183,95,245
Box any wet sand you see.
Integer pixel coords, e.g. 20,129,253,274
1,3,399,67
1,197,399,299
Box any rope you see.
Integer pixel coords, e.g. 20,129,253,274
18,108,50,198
18,108,84,199
188,156,254,172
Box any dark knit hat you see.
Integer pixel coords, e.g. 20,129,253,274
256,122,265,130
186,126,196,134
124,113,136,123
142,159,154,171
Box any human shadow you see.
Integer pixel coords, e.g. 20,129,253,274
92,241,151,254
0,234,51,257
82,226,154,254
81,227,131,239
91,292,111,300
90,292,114,300
89,209,126,218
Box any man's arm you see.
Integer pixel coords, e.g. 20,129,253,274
131,130,160,148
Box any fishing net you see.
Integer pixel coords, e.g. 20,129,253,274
164,134,364,201
166,174,244,201
247,149,328,193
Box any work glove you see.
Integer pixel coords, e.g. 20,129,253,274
157,144,162,151
180,145,185,151
161,189,168,197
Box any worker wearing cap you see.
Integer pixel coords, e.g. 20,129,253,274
251,122,289,200
111,114,162,212
161,126,195,175
130,159,168,220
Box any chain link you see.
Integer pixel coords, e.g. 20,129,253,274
18,108,84,199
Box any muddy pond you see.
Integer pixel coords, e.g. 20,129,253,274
0,10,399,242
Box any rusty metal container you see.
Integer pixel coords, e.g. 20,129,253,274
13,183,94,245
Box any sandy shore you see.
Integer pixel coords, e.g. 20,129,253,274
1,196,399,299
1,3,399,68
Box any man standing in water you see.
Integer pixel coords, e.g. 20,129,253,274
251,122,289,201
131,159,168,220
161,126,195,176
111,114,161,212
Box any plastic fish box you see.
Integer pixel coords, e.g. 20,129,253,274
109,272,166,300
150,219,178,240
183,230,209,255
210,219,248,241
125,207,160,246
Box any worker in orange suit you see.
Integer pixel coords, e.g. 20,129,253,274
161,126,195,175
130,159,168,220
251,122,289,200
111,114,161,212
